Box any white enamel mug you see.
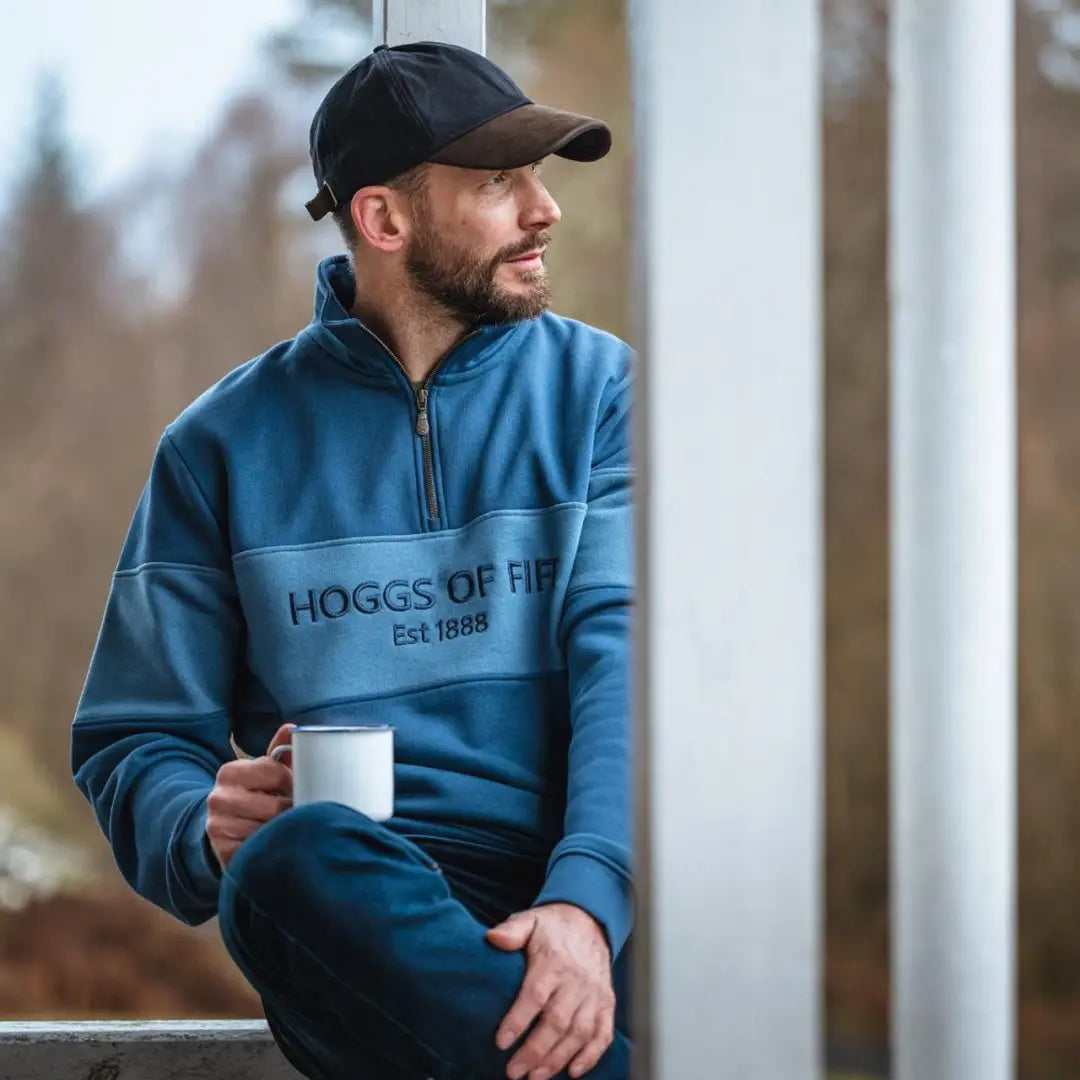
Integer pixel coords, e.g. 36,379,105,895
270,724,395,821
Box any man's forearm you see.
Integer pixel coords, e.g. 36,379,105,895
72,717,227,924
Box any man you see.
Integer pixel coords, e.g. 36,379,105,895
71,41,633,1080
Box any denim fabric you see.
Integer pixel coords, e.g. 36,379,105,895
218,802,632,1080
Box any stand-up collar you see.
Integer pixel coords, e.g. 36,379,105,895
306,254,523,384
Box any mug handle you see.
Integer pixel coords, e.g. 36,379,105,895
269,745,293,762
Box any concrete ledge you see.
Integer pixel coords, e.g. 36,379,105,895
0,1020,306,1079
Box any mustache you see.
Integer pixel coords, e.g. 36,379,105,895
494,231,553,264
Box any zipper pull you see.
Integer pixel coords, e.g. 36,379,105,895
414,387,430,437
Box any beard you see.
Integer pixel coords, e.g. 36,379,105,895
405,202,553,325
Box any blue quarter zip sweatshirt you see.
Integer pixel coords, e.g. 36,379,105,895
71,255,635,960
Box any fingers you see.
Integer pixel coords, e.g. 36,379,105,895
502,981,617,1080
217,757,293,796
497,968,556,1057
266,722,296,756
565,1009,615,1078
205,816,260,851
537,1006,600,1079
207,786,292,826
206,788,291,847
210,837,240,870
206,742,296,870
206,807,270,868
505,988,588,1080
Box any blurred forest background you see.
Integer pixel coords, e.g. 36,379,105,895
1,0,1078,1076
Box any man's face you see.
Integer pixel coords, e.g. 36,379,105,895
403,161,562,324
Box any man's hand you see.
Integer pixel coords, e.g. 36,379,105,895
205,722,294,871
486,902,615,1080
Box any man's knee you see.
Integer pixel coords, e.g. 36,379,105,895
217,803,364,986
223,801,344,907
217,801,433,934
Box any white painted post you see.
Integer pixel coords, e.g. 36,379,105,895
375,0,486,53
629,2,823,1079
890,2,1017,1078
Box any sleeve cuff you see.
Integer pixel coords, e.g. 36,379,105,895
170,797,222,918
533,851,634,962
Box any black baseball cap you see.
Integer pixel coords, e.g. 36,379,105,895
305,41,612,222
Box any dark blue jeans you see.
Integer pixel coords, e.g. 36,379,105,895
218,802,633,1080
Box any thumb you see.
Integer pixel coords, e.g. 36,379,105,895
485,911,537,951
266,722,296,760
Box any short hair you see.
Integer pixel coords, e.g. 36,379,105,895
330,163,429,255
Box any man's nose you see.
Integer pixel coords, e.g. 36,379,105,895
521,183,561,232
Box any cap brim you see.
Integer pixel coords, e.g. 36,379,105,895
428,103,611,170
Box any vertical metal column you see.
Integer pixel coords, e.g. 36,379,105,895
375,0,485,52
629,2,823,1078
890,2,1017,1078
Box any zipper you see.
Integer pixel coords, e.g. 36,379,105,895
355,323,479,522
413,384,440,519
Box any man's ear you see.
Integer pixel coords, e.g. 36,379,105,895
351,186,409,254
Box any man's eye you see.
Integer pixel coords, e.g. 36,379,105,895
488,172,509,185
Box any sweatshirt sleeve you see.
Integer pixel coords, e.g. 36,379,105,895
534,363,635,961
71,429,240,925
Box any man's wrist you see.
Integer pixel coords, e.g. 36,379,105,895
537,899,599,925
534,851,632,960
534,901,610,954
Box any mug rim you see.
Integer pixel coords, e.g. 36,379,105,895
291,724,394,733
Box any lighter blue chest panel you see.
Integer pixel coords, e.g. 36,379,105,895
232,505,586,714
